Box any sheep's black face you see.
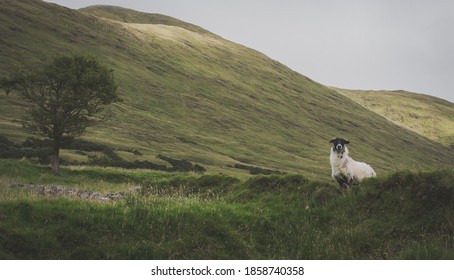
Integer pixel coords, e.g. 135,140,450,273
330,138,350,154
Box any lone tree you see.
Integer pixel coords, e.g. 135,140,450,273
1,55,119,174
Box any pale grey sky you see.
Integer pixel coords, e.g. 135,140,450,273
46,0,454,103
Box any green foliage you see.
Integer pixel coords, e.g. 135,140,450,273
0,136,51,164
0,136,22,159
1,54,120,173
1,55,119,140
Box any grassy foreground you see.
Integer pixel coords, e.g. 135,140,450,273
0,159,453,259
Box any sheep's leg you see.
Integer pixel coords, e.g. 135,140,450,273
334,174,350,189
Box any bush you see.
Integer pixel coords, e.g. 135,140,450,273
0,136,52,163
21,137,51,149
0,136,22,159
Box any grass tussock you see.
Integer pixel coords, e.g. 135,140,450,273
1,159,453,259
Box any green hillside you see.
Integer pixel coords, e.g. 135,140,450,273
332,88,454,147
79,5,213,35
1,0,453,179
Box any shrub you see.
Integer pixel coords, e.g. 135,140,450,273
0,136,22,159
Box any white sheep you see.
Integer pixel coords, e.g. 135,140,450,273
329,138,376,188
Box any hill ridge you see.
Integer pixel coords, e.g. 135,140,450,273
79,5,214,36
332,87,454,146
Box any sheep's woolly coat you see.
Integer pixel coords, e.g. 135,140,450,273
330,146,376,188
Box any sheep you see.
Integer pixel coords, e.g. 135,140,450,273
329,138,376,188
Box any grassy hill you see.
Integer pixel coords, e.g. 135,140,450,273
332,88,454,147
0,0,453,180
79,5,213,35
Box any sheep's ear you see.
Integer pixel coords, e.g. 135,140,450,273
344,139,350,144
329,138,336,143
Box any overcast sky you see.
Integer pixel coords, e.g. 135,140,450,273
46,0,454,103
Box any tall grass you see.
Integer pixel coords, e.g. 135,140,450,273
1,160,453,259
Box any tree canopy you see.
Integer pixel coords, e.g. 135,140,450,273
1,54,120,173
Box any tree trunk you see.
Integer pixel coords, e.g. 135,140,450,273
51,146,60,175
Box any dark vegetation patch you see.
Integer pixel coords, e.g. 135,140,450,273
0,136,206,173
157,154,206,173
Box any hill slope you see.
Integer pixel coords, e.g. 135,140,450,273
0,0,453,179
79,5,213,35
333,88,454,147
